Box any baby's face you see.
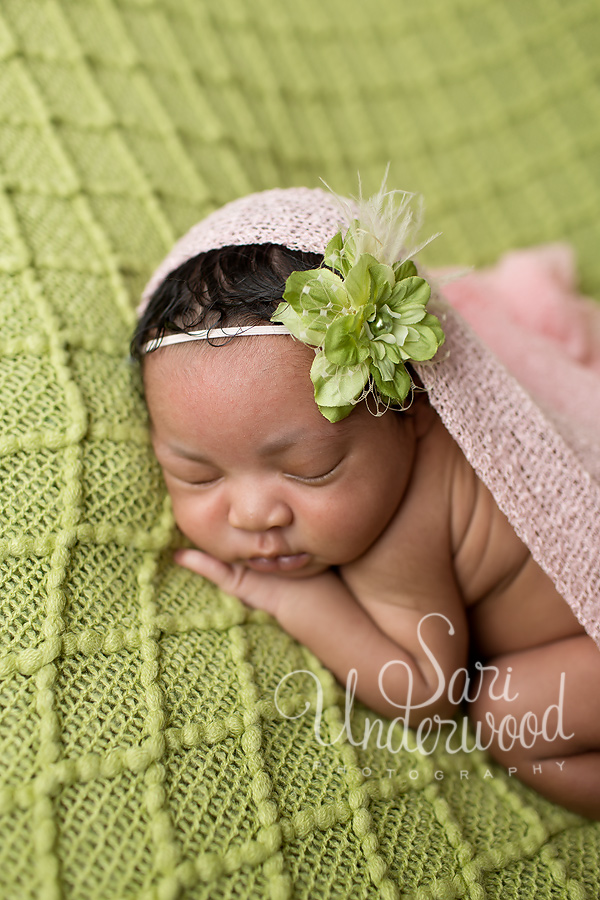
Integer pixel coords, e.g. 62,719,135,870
144,338,417,578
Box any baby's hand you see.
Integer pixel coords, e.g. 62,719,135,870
174,548,303,617
174,548,464,721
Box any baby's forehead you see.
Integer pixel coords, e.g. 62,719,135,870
143,336,333,433
144,349,401,467
145,334,314,395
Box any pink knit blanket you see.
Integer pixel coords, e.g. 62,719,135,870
442,244,600,478
416,244,600,647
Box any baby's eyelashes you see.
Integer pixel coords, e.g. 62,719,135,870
163,465,223,487
183,476,223,487
284,459,344,484
163,460,345,488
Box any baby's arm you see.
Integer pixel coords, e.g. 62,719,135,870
468,633,600,819
175,549,468,722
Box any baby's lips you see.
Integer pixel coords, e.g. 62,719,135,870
244,553,311,573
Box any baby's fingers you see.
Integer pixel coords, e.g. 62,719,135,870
174,549,241,591
173,549,279,614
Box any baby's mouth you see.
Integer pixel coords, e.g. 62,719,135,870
244,553,311,573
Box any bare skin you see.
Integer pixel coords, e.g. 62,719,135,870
144,336,600,818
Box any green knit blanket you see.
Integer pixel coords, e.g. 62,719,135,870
1,1,599,898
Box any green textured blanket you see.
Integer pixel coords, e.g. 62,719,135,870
1,1,599,898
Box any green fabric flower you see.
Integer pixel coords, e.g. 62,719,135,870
272,226,445,422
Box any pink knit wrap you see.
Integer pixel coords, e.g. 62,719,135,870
140,188,600,648
139,188,349,311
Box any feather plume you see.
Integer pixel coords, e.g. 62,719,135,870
321,165,440,267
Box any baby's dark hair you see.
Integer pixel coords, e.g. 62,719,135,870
131,244,323,360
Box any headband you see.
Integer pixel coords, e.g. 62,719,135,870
139,180,445,422
141,324,291,354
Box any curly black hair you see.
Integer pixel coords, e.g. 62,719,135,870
130,244,323,360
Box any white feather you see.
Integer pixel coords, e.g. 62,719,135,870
321,166,439,266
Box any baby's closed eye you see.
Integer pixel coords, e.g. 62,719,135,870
284,458,344,484
162,462,223,487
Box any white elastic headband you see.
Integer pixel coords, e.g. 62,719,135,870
142,323,292,354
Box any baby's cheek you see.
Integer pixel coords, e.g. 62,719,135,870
171,494,234,560
336,505,394,561
304,496,374,561
168,493,206,544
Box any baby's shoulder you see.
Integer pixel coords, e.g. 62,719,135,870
403,410,529,605
450,453,529,606
341,414,458,600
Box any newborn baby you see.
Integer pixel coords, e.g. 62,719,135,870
133,186,600,818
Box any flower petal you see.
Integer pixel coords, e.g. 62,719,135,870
272,301,325,346
323,314,369,366
393,259,418,280
318,403,355,423
323,231,351,277
370,360,412,403
401,316,445,360
284,268,346,314
344,255,374,310
311,353,369,407
389,276,431,309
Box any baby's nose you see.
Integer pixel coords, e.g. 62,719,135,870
228,485,293,531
